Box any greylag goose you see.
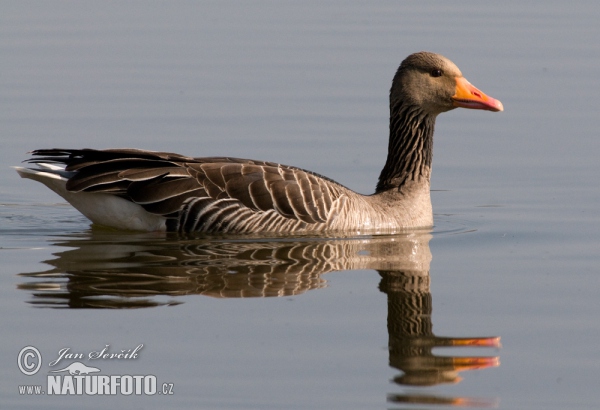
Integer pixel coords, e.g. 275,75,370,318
15,52,502,234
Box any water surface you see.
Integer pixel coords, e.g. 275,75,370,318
1,1,599,409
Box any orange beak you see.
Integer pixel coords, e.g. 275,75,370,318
452,356,501,371
449,336,502,348
452,77,504,112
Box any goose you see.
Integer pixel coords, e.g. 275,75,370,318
15,52,502,234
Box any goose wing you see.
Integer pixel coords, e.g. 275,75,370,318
26,149,347,232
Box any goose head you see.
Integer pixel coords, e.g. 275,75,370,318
390,51,503,116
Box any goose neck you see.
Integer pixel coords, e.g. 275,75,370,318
376,104,435,194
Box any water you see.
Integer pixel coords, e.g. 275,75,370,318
1,1,599,409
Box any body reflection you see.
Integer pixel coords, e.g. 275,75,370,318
19,231,499,406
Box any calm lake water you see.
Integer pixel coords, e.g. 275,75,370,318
1,1,599,409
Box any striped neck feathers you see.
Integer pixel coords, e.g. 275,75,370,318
376,103,435,193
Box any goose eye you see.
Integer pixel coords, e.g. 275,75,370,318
430,69,443,77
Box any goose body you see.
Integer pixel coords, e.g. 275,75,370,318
15,52,502,234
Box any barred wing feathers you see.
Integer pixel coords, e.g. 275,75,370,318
26,149,348,233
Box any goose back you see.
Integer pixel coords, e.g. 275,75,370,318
24,149,366,233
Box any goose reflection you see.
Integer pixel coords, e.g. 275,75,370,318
19,231,500,405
